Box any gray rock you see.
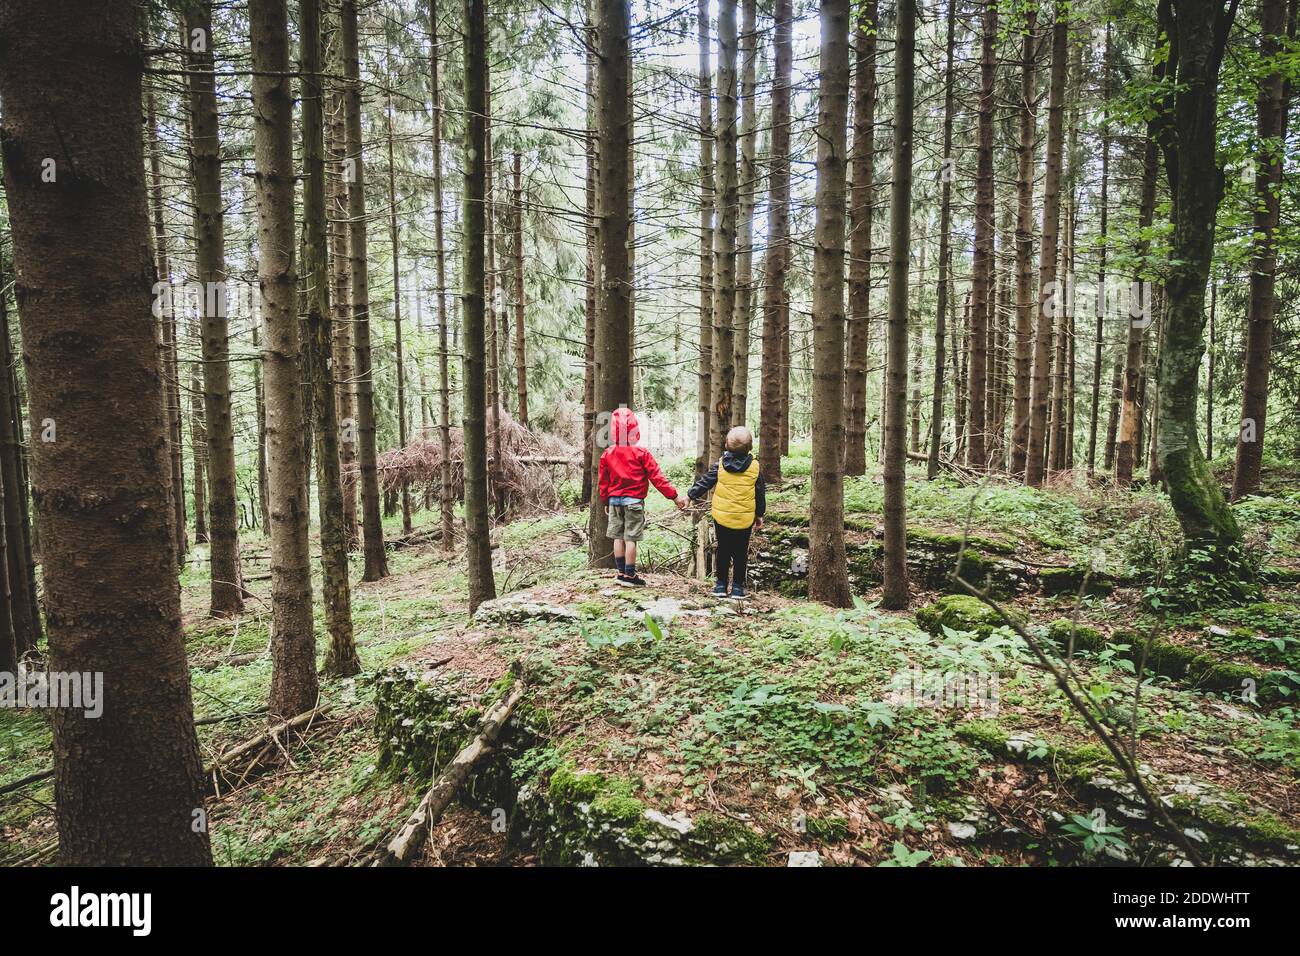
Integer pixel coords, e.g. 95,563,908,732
788,851,821,867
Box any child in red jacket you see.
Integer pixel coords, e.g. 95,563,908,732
597,407,686,586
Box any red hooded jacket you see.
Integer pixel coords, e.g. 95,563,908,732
597,408,679,503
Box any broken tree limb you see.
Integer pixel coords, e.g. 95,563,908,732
376,681,526,866
208,705,331,791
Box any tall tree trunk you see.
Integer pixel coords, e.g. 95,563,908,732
1103,346,1123,469
928,0,956,480
251,0,319,717
146,77,188,566
584,4,601,497
1087,23,1111,476
1010,7,1038,478
710,0,738,454
430,3,455,550
1206,278,1216,461
808,0,854,609
1025,10,1067,487
0,256,30,665
463,0,497,606
732,0,757,428
385,82,413,535
759,0,791,486
189,325,209,544
1153,0,1242,553
513,153,529,428
697,0,715,475
1232,0,1289,500
846,0,878,477
588,0,634,565
968,0,998,472
327,32,358,551
882,0,916,610
0,0,212,864
184,0,243,616
342,0,388,580
1116,138,1159,486
303,0,359,679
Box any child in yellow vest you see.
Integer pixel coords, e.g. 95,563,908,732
687,426,766,599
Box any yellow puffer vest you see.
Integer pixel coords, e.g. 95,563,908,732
711,457,759,530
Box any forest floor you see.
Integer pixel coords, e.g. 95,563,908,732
3,450,1300,866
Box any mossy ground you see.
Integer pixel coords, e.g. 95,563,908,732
2,457,1298,866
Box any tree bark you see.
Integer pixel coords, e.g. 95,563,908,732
587,0,635,567
1025,10,1067,487
759,0,791,486
463,0,497,607
928,0,956,480
1010,7,1038,477
1232,0,1288,500
732,0,757,429
0,0,212,864
513,153,529,429
710,0,738,454
431,2,455,551
303,0,359,679
695,0,712,475
1087,23,1112,476
1152,0,1242,553
184,0,243,616
1116,137,1159,486
968,0,998,472
385,81,413,535
584,4,601,497
341,0,389,581
846,0,878,477
146,77,188,566
882,0,916,610
250,0,319,718
808,0,854,609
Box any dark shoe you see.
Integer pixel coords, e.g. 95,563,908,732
712,582,728,597
729,585,747,600
618,572,647,587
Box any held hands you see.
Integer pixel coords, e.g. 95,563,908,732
674,494,689,511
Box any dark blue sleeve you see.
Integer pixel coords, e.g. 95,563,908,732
687,463,719,500
754,471,766,519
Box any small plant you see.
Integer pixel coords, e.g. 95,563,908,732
877,840,932,867
1061,811,1129,858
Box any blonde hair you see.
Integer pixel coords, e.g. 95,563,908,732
725,426,753,454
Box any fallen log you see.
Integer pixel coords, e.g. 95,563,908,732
376,682,526,866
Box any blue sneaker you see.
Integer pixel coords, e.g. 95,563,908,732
729,585,747,600
712,582,727,597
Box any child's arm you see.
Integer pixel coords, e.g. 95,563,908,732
687,462,719,501
754,470,766,527
641,450,680,501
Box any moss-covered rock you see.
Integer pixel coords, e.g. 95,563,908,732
372,665,480,781
1038,564,1116,596
915,595,1025,639
510,762,773,866
1044,619,1108,653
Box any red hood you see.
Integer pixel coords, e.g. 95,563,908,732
610,407,640,447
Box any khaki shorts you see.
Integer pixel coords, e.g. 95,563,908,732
607,502,647,542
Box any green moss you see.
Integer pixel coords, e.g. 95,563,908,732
804,815,851,843
688,812,773,864
1039,565,1114,596
547,763,607,804
907,527,1016,555
915,595,1025,639
955,719,1010,753
1045,619,1107,653
589,793,646,825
